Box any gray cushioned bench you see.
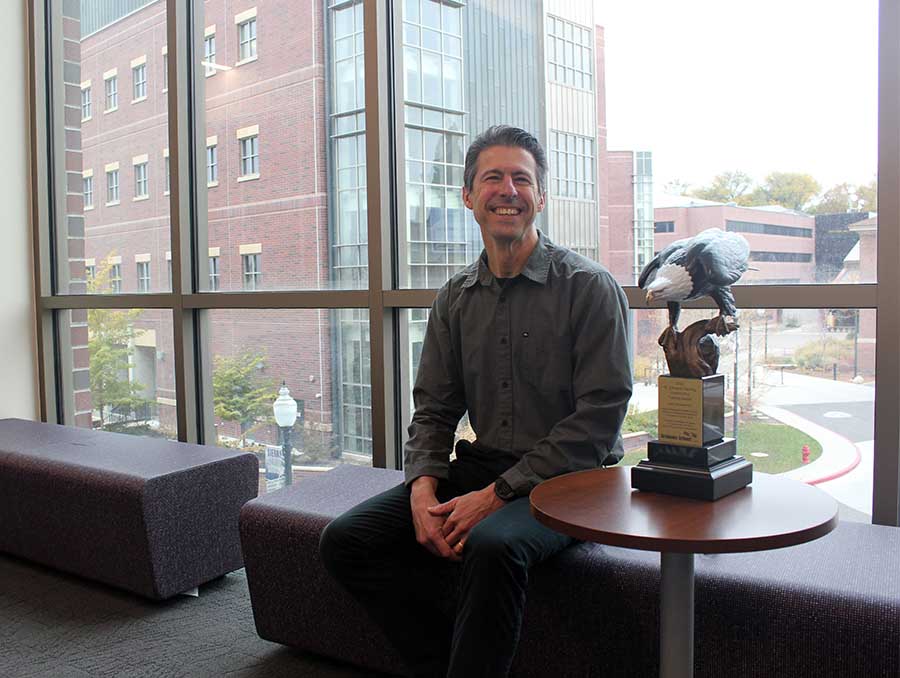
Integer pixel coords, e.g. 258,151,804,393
240,465,900,677
0,418,258,600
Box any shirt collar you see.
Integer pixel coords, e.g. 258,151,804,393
461,230,552,289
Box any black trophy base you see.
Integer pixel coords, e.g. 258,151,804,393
631,455,753,501
648,437,736,468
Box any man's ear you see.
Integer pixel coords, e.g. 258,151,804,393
462,186,473,210
536,192,546,213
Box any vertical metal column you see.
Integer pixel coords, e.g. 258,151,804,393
660,551,695,678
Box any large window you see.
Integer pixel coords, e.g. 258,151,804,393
33,1,899,524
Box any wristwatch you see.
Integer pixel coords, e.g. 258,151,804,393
494,477,517,502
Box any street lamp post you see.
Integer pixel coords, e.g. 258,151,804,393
273,382,298,486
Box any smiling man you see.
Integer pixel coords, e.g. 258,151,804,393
320,126,632,678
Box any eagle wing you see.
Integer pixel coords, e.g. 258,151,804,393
637,238,690,289
683,229,749,287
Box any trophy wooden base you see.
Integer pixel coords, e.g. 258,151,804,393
648,437,736,467
631,455,753,501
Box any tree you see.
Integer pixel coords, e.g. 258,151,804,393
662,178,691,196
810,180,878,215
688,170,754,204
747,172,820,212
87,257,151,427
212,350,277,445
856,179,877,212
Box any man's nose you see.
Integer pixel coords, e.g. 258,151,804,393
498,175,518,197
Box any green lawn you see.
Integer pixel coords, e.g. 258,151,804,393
621,414,823,474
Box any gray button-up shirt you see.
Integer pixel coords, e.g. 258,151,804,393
404,231,633,497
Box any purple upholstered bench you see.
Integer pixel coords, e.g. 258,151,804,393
0,418,258,600
240,465,900,677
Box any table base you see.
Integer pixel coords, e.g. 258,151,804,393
661,552,694,678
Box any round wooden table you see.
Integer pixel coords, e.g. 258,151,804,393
530,467,838,678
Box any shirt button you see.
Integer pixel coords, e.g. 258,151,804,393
522,331,529,337
501,419,508,427
502,381,509,388
500,337,507,344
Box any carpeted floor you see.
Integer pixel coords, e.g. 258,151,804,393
0,554,392,677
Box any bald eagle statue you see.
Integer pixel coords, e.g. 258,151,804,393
638,228,750,377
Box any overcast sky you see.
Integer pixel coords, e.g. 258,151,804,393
593,0,878,194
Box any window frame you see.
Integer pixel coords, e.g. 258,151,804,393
26,0,900,528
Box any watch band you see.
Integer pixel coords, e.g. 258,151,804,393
494,477,516,501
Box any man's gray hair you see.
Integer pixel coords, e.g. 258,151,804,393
463,125,548,195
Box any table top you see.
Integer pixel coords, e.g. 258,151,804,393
530,467,838,554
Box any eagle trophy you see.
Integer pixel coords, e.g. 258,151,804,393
638,228,750,378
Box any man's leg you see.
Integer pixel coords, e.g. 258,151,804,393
319,483,456,677
446,497,574,678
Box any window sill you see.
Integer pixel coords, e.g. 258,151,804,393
205,70,217,78
235,55,258,67
104,107,118,114
237,173,260,183
162,87,168,93
84,205,94,211
164,190,170,196
105,201,120,207
133,195,149,202
81,116,92,123
207,180,219,188
132,96,147,104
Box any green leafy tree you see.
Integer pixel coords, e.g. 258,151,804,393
746,171,821,211
811,180,878,215
87,257,151,427
212,350,277,445
688,170,754,204
856,179,877,212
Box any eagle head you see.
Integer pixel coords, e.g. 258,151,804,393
644,263,694,304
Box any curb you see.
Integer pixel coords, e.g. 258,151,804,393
806,440,862,485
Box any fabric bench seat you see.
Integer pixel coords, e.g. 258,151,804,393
240,464,900,677
0,418,258,600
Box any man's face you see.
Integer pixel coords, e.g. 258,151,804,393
462,145,545,244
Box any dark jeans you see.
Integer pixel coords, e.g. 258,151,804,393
319,442,574,678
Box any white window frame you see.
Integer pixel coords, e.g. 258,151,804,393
204,30,217,76
207,137,218,186
133,157,149,200
209,255,220,291
237,126,260,180
136,256,151,293
103,70,118,112
163,148,170,195
236,10,258,65
105,163,120,205
131,58,147,102
161,46,168,92
82,169,93,210
80,81,91,121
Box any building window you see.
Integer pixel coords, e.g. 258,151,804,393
83,176,93,209
104,75,118,111
401,0,462,111
726,220,813,238
162,52,168,91
749,251,814,263
132,63,147,100
546,15,594,91
81,85,91,120
110,263,122,293
239,135,259,177
134,162,149,198
654,221,675,233
168,258,173,288
207,144,218,184
204,34,216,75
238,17,257,62
549,130,595,200
165,155,170,193
106,169,119,204
85,265,95,282
242,253,261,290
209,256,220,291
137,261,151,292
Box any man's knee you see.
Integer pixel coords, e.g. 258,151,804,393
319,513,358,577
464,526,527,571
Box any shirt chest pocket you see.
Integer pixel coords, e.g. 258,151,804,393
519,331,572,390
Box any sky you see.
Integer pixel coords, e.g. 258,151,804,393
592,0,878,195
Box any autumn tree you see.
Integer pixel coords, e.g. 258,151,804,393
87,256,151,427
746,171,821,211
688,170,754,204
212,350,277,446
810,179,877,215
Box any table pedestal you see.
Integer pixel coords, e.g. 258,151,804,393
660,552,694,678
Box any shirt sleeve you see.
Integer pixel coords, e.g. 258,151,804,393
403,284,468,485
499,271,633,496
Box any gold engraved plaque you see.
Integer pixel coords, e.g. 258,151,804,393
658,376,704,448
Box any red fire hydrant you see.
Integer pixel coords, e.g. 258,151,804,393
802,444,810,464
